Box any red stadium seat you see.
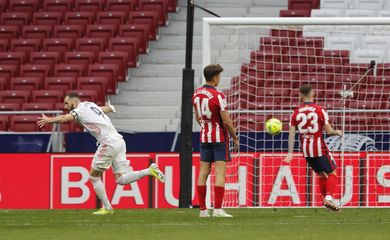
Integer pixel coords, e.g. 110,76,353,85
138,0,169,26
0,115,8,131
349,101,381,110
96,11,128,25
10,77,41,91
344,114,371,131
10,39,41,57
0,26,21,39
308,64,342,74
9,0,39,13
54,25,85,38
295,37,324,48
106,0,136,12
0,52,27,68
0,103,20,111
0,0,8,13
42,38,73,54
86,24,117,38
1,12,31,26
20,64,51,78
250,50,281,64
88,64,119,91
376,64,390,76
30,51,61,67
129,11,159,40
260,36,290,53
22,102,54,111
0,90,30,104
167,0,177,12
22,25,53,39
10,115,41,132
273,63,307,73
77,76,108,102
64,11,95,25
279,9,311,17
75,38,106,54
66,89,99,104
32,90,64,103
0,65,17,80
343,63,374,75
288,0,319,10
0,77,7,90
44,0,74,12
33,12,63,25
75,0,104,12
321,50,349,65
64,51,96,66
98,51,128,82
109,37,138,67
45,77,76,91
0,39,9,52
270,29,303,38
54,64,85,77
119,24,149,54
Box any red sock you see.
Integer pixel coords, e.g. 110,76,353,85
197,185,207,210
214,186,225,209
326,174,337,197
319,177,327,198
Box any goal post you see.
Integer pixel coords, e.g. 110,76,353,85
201,17,390,208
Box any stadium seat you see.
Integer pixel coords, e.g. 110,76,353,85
75,38,107,53
42,38,74,54
64,51,96,66
0,26,21,39
349,101,381,109
108,37,138,67
350,49,384,64
378,10,390,17
10,115,41,132
22,25,53,39
0,90,30,104
322,50,349,65
250,50,281,64
77,76,108,102
325,36,358,52
376,63,390,76
54,25,85,38
344,114,371,131
0,0,8,13
64,11,95,25
0,77,7,90
368,76,390,85
0,65,17,80
119,24,150,54
280,9,311,17
30,51,61,67
295,37,324,48
0,12,31,26
352,0,383,10
20,64,51,78
96,11,128,25
342,63,375,75
98,51,128,82
10,77,41,91
44,0,74,12
32,90,64,103
0,52,27,68
361,36,390,51
345,9,377,17
33,12,63,25
288,0,319,10
45,77,77,91
106,0,136,12
75,0,104,12
22,102,55,111
129,11,159,40
86,24,117,38
311,9,345,17
260,36,290,53
66,89,99,104
0,115,8,131
0,103,20,111
9,0,39,13
0,39,9,52
54,64,85,77
320,0,351,8
10,39,41,57
282,48,317,64
88,64,119,90
138,0,169,26
167,0,177,12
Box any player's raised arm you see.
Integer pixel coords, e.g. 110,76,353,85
284,125,296,163
37,113,74,128
100,101,116,113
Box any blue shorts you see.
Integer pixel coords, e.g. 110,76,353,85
306,155,337,174
200,142,231,163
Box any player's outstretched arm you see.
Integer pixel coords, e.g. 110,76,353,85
100,101,116,113
323,124,342,137
220,111,239,151
283,126,296,163
37,113,74,128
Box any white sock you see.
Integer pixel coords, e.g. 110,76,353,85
116,169,150,185
90,176,112,210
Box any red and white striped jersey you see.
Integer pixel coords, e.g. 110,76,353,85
192,85,228,143
289,102,330,158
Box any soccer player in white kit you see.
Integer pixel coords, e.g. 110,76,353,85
37,92,166,215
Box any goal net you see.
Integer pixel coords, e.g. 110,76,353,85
202,18,390,208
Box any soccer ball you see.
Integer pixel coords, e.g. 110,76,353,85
265,118,283,135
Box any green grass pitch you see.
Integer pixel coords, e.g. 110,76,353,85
1,208,390,240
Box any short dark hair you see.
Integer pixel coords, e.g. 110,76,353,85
203,64,224,82
300,84,312,96
66,92,80,99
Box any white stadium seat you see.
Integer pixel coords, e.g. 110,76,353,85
384,0,390,9
302,25,335,38
377,10,390,16
361,36,390,51
350,49,385,64
368,25,390,33
325,36,358,51
352,0,383,10
311,9,345,17
320,0,352,9
345,9,377,17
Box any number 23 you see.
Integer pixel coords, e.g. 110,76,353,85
296,112,319,134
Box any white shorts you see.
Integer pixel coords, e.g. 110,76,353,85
91,138,130,174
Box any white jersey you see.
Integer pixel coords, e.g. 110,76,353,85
70,101,122,145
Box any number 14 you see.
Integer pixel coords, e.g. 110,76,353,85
194,97,212,119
